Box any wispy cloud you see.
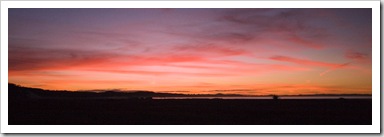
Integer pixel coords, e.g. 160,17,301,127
345,50,369,62
269,55,345,68
270,55,351,76
319,62,350,76
8,8,372,95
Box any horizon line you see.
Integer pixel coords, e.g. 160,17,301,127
8,83,372,97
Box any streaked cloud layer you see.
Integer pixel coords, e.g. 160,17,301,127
8,8,372,95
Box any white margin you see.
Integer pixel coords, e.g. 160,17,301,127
1,0,380,133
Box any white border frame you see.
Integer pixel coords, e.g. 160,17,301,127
1,1,380,133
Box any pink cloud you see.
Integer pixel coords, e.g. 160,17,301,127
8,9,372,93
270,55,351,76
344,50,370,63
269,55,347,68
319,62,350,76
286,34,324,49
173,43,249,57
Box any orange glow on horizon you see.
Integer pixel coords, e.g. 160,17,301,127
8,8,372,95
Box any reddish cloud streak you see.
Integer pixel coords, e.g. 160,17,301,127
319,62,350,76
270,55,354,76
8,9,372,95
270,55,349,68
344,50,370,64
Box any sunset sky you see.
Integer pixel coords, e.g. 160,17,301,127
8,8,372,95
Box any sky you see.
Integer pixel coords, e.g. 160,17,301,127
8,8,372,95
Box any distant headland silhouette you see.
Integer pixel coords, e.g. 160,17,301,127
8,83,371,100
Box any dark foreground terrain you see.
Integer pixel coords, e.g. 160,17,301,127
9,99,371,125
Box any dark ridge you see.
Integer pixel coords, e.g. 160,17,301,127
8,83,372,100
7,83,249,99
8,83,156,99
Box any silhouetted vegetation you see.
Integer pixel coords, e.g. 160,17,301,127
272,95,279,100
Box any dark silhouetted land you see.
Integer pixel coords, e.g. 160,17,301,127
8,83,372,125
